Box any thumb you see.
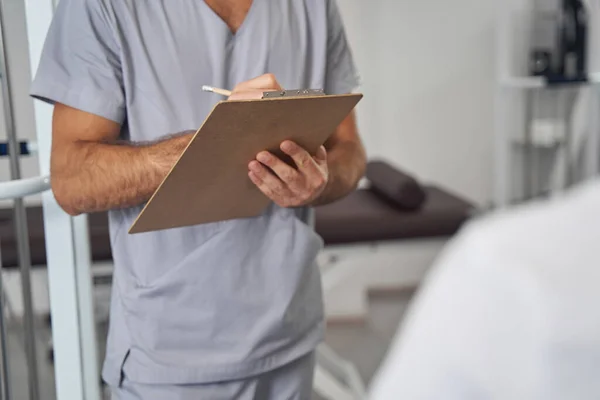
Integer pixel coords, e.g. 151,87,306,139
314,145,327,163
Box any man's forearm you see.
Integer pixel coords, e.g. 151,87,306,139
311,140,366,206
52,132,193,215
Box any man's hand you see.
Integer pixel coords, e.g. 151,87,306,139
234,72,332,207
248,141,329,208
236,73,366,208
228,73,283,100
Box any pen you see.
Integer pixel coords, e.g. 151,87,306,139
202,85,232,97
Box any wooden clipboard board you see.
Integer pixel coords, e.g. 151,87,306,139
128,90,363,234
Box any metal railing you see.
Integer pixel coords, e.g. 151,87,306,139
0,176,50,201
0,177,51,400
0,0,44,394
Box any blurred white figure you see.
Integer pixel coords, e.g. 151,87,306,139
369,180,600,400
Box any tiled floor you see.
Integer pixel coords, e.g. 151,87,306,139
3,290,414,399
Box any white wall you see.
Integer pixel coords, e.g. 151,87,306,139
339,0,500,206
0,1,529,209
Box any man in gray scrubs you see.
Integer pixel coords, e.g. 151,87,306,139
31,0,366,398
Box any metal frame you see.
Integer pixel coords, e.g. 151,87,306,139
0,176,49,201
23,1,101,399
0,0,41,396
0,177,51,400
0,241,12,399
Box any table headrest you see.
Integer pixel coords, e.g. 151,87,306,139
365,160,427,210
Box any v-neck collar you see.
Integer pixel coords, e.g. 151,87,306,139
200,0,260,38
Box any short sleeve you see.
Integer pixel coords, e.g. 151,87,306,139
324,0,361,95
30,0,125,123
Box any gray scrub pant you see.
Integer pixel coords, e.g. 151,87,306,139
111,351,316,400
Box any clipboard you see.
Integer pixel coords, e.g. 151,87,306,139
128,89,363,234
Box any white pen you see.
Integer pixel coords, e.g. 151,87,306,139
202,85,232,97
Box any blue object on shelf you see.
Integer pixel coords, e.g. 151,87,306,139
0,141,31,156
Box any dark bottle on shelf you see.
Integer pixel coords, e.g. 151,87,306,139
556,0,587,79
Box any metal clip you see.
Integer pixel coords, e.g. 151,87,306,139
261,89,326,99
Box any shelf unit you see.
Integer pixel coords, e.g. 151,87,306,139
494,4,600,207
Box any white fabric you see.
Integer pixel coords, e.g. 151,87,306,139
369,179,600,400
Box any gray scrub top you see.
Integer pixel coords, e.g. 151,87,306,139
31,0,360,386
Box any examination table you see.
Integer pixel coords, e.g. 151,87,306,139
1,159,475,326
0,161,475,269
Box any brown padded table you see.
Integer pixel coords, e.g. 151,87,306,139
0,207,112,268
315,186,475,245
0,185,475,267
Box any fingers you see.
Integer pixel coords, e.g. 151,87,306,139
228,90,264,101
248,160,292,202
255,151,304,192
313,145,327,165
247,73,282,90
233,73,282,92
229,74,283,101
280,141,323,179
248,142,329,208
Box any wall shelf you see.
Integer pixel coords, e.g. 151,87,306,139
494,4,600,207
